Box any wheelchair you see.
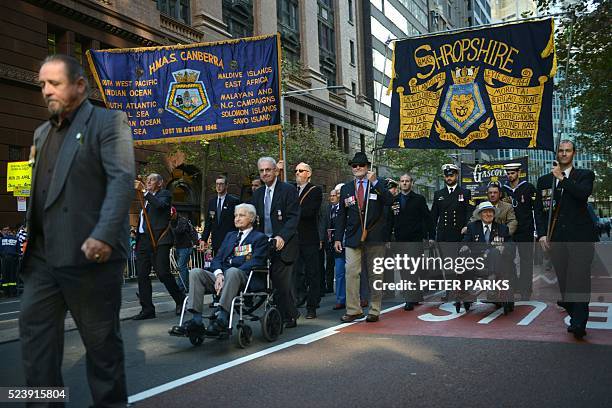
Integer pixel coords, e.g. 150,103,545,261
453,242,515,315
169,243,284,349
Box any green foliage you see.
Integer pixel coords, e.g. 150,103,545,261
378,149,452,182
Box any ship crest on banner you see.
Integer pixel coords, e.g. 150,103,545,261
386,18,556,151
165,69,210,123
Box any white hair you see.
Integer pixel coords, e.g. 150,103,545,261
257,156,277,168
235,203,257,223
334,183,344,192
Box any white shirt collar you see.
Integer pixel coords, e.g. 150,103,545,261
483,223,492,229
563,166,573,178
266,178,278,193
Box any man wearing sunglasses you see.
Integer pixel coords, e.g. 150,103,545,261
293,163,323,318
502,162,537,300
334,152,392,323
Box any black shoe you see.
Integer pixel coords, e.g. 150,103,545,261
573,327,587,339
285,312,300,328
365,314,379,322
170,319,204,336
132,311,155,320
206,319,228,336
454,302,461,313
464,302,472,312
404,302,415,311
306,309,316,319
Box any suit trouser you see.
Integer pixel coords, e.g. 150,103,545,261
186,267,246,314
294,244,320,310
345,245,384,316
19,253,127,408
514,233,535,295
549,241,594,329
324,247,335,290
270,253,299,320
136,237,184,314
399,242,425,302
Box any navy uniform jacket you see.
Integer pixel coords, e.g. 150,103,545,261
463,220,512,258
296,182,323,246
431,186,473,242
334,178,393,248
534,169,597,242
210,229,268,272
390,191,435,242
252,179,301,263
502,181,536,241
138,189,174,246
202,194,240,252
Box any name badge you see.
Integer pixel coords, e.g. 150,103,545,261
458,194,464,202
209,210,216,219
369,193,378,200
438,196,445,201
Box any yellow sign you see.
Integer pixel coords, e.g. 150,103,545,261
7,161,32,193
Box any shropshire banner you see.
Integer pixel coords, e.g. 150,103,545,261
461,157,529,203
87,34,281,145
384,18,556,151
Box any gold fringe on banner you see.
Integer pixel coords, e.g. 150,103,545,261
387,41,397,95
541,19,557,78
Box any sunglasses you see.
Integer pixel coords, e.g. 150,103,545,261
295,169,309,174
351,164,367,168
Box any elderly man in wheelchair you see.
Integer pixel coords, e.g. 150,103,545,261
456,201,515,314
170,203,278,345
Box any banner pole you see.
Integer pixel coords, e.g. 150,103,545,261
546,12,576,239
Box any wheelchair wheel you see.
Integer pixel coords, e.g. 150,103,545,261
261,307,283,342
236,324,253,349
189,335,204,346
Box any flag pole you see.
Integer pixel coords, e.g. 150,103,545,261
546,12,576,239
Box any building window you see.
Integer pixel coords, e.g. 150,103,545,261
349,40,355,65
330,124,336,148
74,39,83,65
348,0,354,23
318,0,336,87
47,31,57,55
157,0,191,25
307,115,314,129
278,0,300,62
222,0,253,38
290,109,298,125
360,134,365,153
8,146,28,161
343,128,349,153
351,82,356,95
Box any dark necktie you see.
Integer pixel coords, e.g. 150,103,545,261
484,225,490,242
217,197,222,224
234,231,243,250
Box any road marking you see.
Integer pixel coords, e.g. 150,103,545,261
0,311,19,317
128,303,404,404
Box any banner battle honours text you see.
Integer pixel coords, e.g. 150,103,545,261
87,34,281,145
384,19,556,151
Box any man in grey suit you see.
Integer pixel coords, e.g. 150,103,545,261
19,55,134,407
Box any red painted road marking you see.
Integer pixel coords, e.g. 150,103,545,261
341,302,612,345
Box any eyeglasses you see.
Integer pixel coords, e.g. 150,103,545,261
351,164,366,168
295,169,309,174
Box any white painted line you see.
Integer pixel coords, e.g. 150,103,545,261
128,303,403,404
0,311,19,317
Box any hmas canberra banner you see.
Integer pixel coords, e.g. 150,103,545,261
383,18,556,151
87,34,281,145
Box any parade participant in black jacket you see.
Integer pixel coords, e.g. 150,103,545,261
502,162,537,299
534,140,597,339
390,174,434,311
293,162,323,319
431,164,473,243
202,174,240,254
252,157,301,328
133,174,185,320
334,152,393,323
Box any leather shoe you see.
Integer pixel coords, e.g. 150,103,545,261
360,300,369,308
206,319,228,336
365,314,379,322
333,303,345,310
403,302,415,311
340,313,364,323
170,319,204,336
306,309,316,319
132,311,155,320
285,312,300,328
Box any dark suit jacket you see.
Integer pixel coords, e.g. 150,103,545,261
334,178,393,248
252,179,300,262
210,229,268,272
139,189,173,246
391,191,434,242
296,182,323,246
463,220,512,244
430,186,473,242
534,168,597,242
202,194,240,252
25,100,135,267
319,203,341,244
